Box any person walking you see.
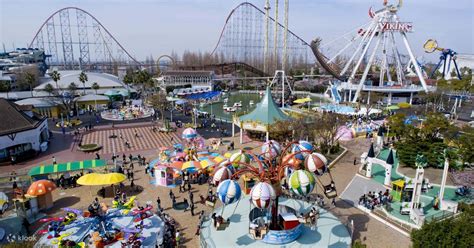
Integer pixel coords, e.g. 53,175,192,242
156,196,161,211
353,157,357,165
190,201,195,216
52,156,57,165
189,191,194,203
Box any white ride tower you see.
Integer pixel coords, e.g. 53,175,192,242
312,0,432,104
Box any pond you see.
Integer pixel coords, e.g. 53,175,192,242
198,92,329,121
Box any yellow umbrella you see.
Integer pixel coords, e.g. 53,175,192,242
102,173,127,184
212,155,226,163
224,152,232,158
77,173,126,186
293,97,311,104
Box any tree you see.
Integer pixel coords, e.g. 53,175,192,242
43,83,55,96
312,113,348,155
0,81,11,99
420,112,451,141
49,70,61,90
68,82,78,96
387,113,406,137
149,92,169,120
452,125,474,167
79,71,88,95
24,72,36,97
359,91,383,118
91,82,100,110
411,206,474,247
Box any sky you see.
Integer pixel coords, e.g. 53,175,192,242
1,0,473,62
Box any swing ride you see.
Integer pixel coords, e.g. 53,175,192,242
205,140,343,245
311,0,432,104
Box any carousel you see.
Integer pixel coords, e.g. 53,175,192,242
200,140,352,247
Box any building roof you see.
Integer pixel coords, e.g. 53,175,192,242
15,97,59,108
0,98,46,136
35,71,127,90
162,70,213,77
239,86,289,125
74,94,110,102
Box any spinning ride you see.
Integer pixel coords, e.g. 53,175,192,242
311,0,429,103
211,140,338,244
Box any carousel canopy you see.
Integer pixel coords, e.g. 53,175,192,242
28,159,107,177
239,87,289,126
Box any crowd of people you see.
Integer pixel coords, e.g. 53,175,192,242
358,189,391,210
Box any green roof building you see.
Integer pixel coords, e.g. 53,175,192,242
233,86,290,143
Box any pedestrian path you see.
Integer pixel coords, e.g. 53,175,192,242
82,126,181,155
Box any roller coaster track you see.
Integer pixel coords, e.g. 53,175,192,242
211,2,313,72
178,62,268,77
29,7,141,70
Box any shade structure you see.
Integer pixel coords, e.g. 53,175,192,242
182,161,203,170
104,90,120,96
170,161,184,170
27,180,57,196
28,160,107,177
199,158,217,168
385,105,400,110
182,128,198,139
77,173,126,186
211,155,226,163
293,97,311,104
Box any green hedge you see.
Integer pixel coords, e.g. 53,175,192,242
395,140,452,168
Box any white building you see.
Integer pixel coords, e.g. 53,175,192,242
157,70,214,90
0,99,49,163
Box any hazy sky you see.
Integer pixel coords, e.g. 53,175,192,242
1,0,473,62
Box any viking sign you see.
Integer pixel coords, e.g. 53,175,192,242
379,22,413,32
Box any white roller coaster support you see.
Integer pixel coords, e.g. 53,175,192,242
347,17,381,99
353,34,382,103
379,33,388,86
264,0,270,74
282,0,289,71
340,21,376,77
389,32,404,85
273,0,279,70
328,35,361,64
401,32,429,92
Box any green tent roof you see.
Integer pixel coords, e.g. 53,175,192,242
28,159,107,177
239,86,289,125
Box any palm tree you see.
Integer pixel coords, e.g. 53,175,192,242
48,70,61,92
79,71,88,95
91,82,100,110
44,83,55,96
25,72,36,97
0,82,11,99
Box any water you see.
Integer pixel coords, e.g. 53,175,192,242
198,92,329,121
198,93,262,121
319,104,355,114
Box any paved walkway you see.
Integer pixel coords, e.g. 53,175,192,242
82,126,181,155
327,138,412,248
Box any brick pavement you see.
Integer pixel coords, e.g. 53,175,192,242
82,126,181,155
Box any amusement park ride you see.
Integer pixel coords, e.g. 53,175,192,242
312,0,431,104
211,140,337,244
423,39,463,80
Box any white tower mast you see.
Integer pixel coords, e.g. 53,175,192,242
264,0,271,74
